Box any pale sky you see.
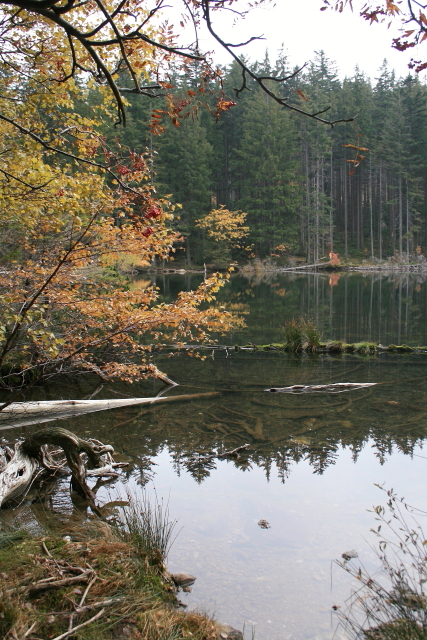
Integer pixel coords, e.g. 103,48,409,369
170,0,426,82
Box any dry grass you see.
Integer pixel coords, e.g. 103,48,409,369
0,518,222,640
335,487,427,640
136,608,219,640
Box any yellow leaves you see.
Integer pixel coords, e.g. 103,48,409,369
0,5,242,386
342,144,370,151
195,205,250,247
343,137,369,174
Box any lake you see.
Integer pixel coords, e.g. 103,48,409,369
2,270,427,640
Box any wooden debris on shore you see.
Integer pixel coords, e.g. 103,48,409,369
0,426,128,508
0,522,227,640
265,382,377,394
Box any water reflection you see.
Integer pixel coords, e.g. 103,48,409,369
141,271,427,346
4,350,426,486
3,273,427,639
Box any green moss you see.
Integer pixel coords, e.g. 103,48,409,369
0,595,19,637
388,344,413,352
353,342,377,354
0,524,194,640
324,341,345,353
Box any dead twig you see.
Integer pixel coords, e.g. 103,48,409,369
67,573,97,634
50,608,105,640
217,444,251,459
41,540,52,558
27,569,93,596
74,596,124,614
23,621,38,638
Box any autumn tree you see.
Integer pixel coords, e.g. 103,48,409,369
0,0,360,400
0,1,242,396
195,205,250,266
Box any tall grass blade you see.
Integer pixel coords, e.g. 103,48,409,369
117,489,179,562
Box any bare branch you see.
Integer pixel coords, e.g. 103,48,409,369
225,35,265,47
201,0,355,126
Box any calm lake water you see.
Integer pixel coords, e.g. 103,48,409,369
3,271,427,640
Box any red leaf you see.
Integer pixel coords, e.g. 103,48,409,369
296,89,308,101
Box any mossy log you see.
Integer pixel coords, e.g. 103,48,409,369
174,342,425,355
0,427,122,508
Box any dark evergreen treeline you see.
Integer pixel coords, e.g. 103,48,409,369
115,51,427,266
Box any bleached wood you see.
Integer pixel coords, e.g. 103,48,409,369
0,444,38,504
265,382,377,393
0,393,219,430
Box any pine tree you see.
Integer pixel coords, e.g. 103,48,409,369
155,110,213,265
232,78,301,256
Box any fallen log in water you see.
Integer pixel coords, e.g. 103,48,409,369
0,392,220,430
0,426,125,508
165,342,427,354
265,382,377,394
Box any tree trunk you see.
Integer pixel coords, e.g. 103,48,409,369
369,157,374,259
398,173,403,259
344,164,348,257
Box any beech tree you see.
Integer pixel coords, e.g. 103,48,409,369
0,0,247,395
0,0,359,399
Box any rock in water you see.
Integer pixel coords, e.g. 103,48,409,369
218,625,244,640
170,572,196,587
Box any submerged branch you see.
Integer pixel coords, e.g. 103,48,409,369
265,383,377,394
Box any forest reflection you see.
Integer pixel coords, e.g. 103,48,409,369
116,270,427,485
3,272,427,494
137,271,427,347
27,351,423,489
110,364,427,485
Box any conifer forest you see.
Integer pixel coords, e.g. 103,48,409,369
114,52,427,267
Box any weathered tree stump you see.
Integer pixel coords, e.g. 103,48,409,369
0,427,123,509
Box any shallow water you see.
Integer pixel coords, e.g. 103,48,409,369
3,271,427,639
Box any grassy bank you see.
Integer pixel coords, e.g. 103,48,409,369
0,515,222,640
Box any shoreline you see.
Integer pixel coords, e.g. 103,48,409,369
134,262,427,276
0,515,243,640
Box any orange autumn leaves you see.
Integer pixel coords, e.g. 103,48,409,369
0,11,240,388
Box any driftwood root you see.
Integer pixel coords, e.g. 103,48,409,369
0,427,126,508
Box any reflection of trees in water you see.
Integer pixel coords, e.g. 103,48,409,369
3,352,427,493
81,378,427,484
224,272,427,346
